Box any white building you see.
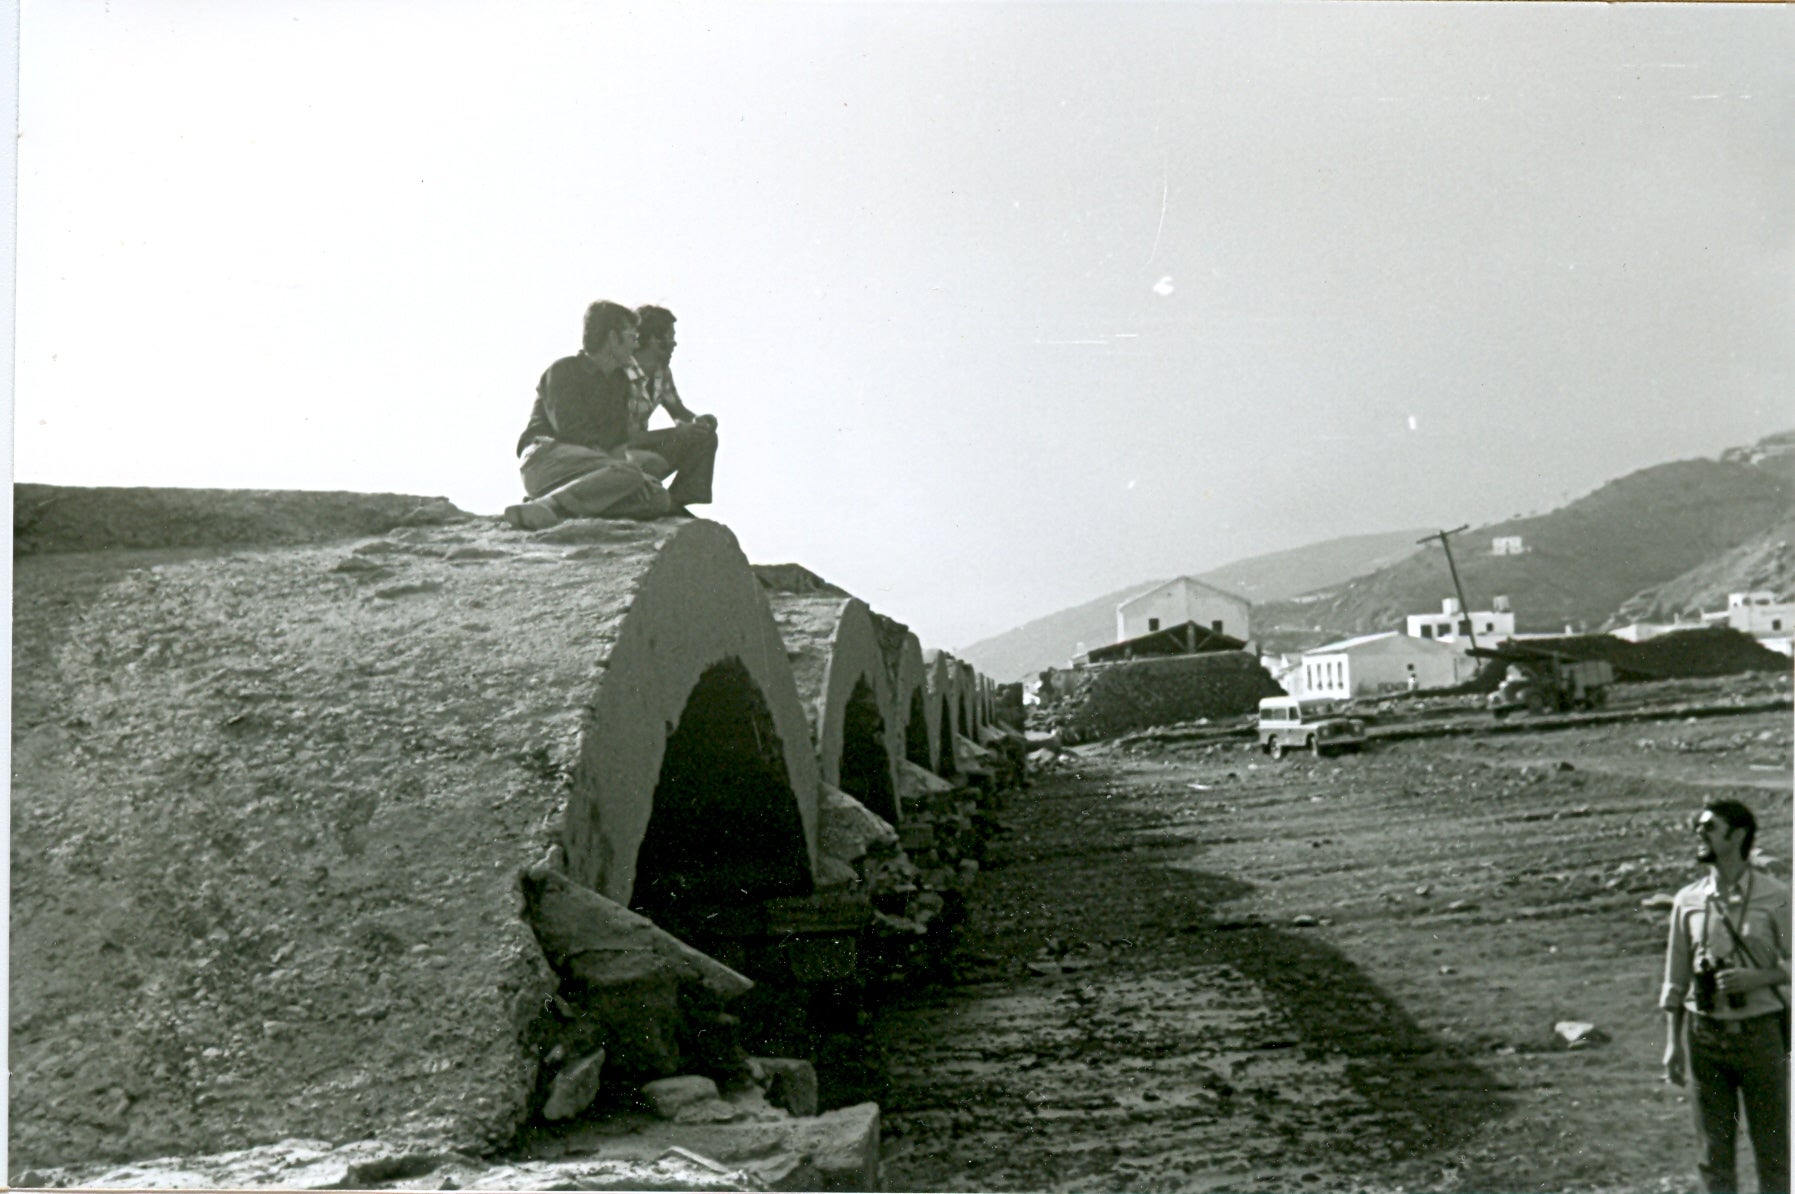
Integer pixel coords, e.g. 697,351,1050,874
1289,631,1479,699
1406,596,1516,645
1491,536,1526,556
1116,577,1250,643
1723,591,1795,638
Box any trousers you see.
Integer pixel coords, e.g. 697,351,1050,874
1688,1013,1788,1193
518,440,670,520
627,422,717,505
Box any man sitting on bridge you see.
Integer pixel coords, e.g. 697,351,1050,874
506,301,673,530
626,305,718,509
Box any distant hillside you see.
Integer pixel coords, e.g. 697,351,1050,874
957,528,1429,681
1192,529,1428,604
1611,520,1795,626
957,580,1165,683
1254,441,1794,652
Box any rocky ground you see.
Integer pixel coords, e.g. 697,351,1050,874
868,673,1792,1193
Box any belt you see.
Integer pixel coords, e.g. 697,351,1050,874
1694,1012,1777,1034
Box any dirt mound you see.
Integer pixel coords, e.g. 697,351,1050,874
1034,653,1284,742
14,484,471,556
1624,626,1791,677
1458,627,1789,691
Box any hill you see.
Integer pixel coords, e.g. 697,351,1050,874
957,528,1428,681
1610,519,1795,626
1253,444,1794,651
956,580,1164,683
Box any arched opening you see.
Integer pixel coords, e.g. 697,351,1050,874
632,658,813,941
936,697,955,776
904,687,931,771
838,675,897,825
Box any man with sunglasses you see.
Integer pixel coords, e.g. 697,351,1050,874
626,305,718,510
1662,798,1789,1193
506,301,673,529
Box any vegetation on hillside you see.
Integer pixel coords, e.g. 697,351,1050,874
1255,452,1792,650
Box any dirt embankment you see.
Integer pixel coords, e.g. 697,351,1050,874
1034,653,1284,743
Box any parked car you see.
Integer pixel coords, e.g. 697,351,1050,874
1256,697,1367,759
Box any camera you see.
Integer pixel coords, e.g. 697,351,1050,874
1695,955,1747,1013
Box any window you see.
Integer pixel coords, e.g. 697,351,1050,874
1212,619,1224,633
1775,619,1784,631
1482,621,1493,633
1419,625,1434,639
1148,617,1159,632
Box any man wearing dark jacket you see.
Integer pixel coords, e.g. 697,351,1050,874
506,301,671,529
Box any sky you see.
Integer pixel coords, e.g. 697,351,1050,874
10,1,1793,651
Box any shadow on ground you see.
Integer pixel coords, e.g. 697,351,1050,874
860,771,1511,1190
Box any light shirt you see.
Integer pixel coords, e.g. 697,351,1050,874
1660,866,1791,1018
629,361,681,437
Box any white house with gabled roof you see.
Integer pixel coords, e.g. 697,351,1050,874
1116,577,1250,644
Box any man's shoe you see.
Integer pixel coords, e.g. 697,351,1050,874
503,500,561,531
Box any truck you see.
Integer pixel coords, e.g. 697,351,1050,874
1480,650,1614,718
1256,697,1368,759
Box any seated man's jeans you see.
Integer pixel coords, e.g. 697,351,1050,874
519,440,670,520
627,422,717,505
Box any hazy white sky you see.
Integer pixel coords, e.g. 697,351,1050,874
12,1,1792,649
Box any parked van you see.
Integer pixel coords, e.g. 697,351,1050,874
1256,697,1367,759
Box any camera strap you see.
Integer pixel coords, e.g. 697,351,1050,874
1704,871,1755,964
1706,874,1790,1018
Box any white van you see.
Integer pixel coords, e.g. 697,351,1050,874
1256,697,1367,760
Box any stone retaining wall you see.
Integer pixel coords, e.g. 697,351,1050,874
1037,652,1287,742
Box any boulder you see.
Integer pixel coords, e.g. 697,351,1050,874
752,1058,820,1118
642,1075,738,1124
541,1050,606,1121
817,784,899,867
523,867,753,1000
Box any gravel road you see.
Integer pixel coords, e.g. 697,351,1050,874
871,683,1791,1193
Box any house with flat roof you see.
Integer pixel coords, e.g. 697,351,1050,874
1405,596,1515,645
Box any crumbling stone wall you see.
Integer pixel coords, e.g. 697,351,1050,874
924,650,966,745
10,515,818,1171
13,490,1013,1185
1037,652,1286,742
767,595,902,827
871,621,936,777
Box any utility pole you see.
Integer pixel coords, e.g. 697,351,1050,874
1417,525,1479,654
